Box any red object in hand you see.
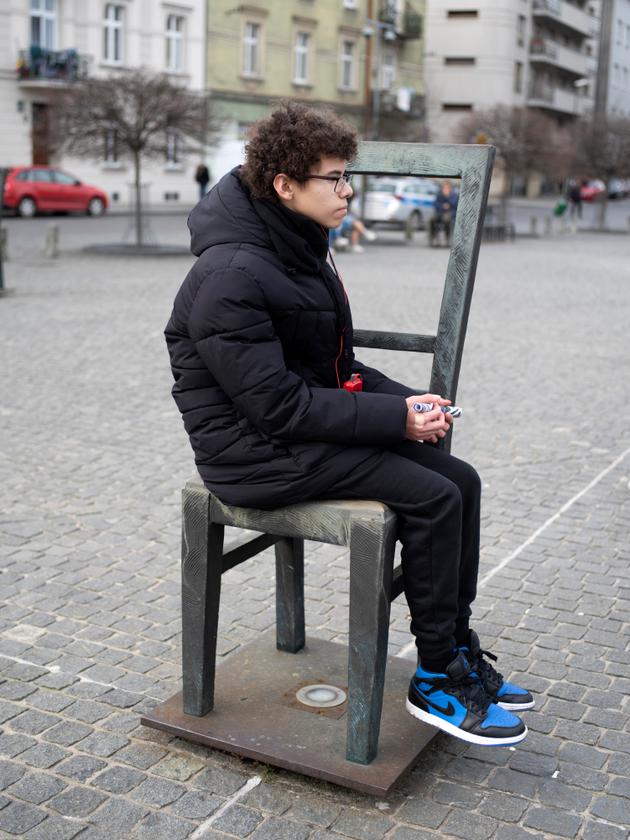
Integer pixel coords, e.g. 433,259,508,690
343,374,363,392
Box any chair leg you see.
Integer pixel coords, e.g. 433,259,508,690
346,518,395,764
275,537,305,652
181,486,224,716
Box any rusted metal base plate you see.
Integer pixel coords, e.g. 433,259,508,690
141,631,437,796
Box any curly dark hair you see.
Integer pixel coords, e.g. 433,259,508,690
240,101,358,201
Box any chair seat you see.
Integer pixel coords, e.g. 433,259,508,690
187,479,396,548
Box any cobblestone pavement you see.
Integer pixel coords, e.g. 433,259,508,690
1,231,629,840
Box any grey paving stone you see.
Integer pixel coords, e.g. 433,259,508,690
508,751,558,777
478,791,528,822
523,806,582,838
0,801,46,834
211,803,264,837
0,732,36,757
486,768,539,798
556,762,608,792
150,753,206,782
441,809,498,840
129,776,187,807
492,826,545,840
0,761,25,791
388,828,439,840
7,770,67,804
55,755,108,782
19,742,69,769
169,789,223,820
387,798,449,831
0,703,21,725
73,731,128,757
192,766,251,796
91,765,147,793
48,785,107,817
582,820,629,840
114,742,168,770
87,797,149,834
557,742,608,769
249,816,313,840
240,782,294,815
431,779,483,808
131,811,195,840
43,721,94,746
285,796,342,827
23,814,86,840
590,794,630,824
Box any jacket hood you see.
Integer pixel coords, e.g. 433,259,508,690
188,167,270,257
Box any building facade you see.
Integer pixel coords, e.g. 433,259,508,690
1,0,206,209
424,0,598,142
205,0,425,179
592,0,630,116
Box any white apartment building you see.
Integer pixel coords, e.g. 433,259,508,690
0,0,207,209
592,0,630,116
425,0,598,142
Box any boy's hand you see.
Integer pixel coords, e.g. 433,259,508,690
405,394,451,443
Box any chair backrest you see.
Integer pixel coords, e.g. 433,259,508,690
351,141,495,452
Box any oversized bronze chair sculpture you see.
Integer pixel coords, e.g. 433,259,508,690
143,141,495,795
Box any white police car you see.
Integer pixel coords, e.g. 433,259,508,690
362,178,440,230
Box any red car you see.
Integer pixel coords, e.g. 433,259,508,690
579,179,605,202
2,166,108,217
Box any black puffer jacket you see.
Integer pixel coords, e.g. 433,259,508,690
165,168,414,508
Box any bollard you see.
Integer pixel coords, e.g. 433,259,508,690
404,216,414,242
544,217,552,236
570,219,577,234
530,216,538,236
0,227,7,261
45,223,59,258
627,216,630,232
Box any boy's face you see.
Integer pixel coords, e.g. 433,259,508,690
275,156,353,229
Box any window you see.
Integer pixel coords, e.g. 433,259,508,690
30,168,53,182
626,24,630,48
342,0,358,8
243,21,261,76
166,131,181,165
447,10,479,18
514,61,523,93
381,48,396,90
237,121,254,140
166,14,185,71
52,171,78,185
31,0,56,50
444,56,476,65
441,103,473,111
340,39,356,89
617,19,623,45
294,32,310,84
517,14,526,47
103,4,124,64
104,127,118,164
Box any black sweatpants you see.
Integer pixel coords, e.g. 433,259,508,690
319,440,481,662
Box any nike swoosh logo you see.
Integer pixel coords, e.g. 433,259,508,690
414,687,455,717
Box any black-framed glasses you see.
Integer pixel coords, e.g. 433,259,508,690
303,173,353,193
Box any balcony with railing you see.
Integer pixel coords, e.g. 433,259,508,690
16,46,91,86
529,36,590,76
532,0,592,38
379,2,423,39
527,78,580,115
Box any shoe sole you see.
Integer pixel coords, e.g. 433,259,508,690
406,698,528,747
497,699,535,711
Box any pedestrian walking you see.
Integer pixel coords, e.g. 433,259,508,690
165,102,533,747
566,179,582,219
194,162,210,200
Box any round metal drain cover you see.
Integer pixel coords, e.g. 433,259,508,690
295,683,347,708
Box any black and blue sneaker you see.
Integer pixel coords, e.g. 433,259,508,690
461,630,535,711
406,651,527,746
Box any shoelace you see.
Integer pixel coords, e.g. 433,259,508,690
423,671,492,717
472,647,504,695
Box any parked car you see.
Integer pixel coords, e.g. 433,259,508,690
579,179,605,202
362,178,440,230
607,178,629,199
2,166,108,217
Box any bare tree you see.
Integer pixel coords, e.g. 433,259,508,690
454,106,572,221
570,116,630,230
53,69,220,246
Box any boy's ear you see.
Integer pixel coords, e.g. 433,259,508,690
273,173,294,201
